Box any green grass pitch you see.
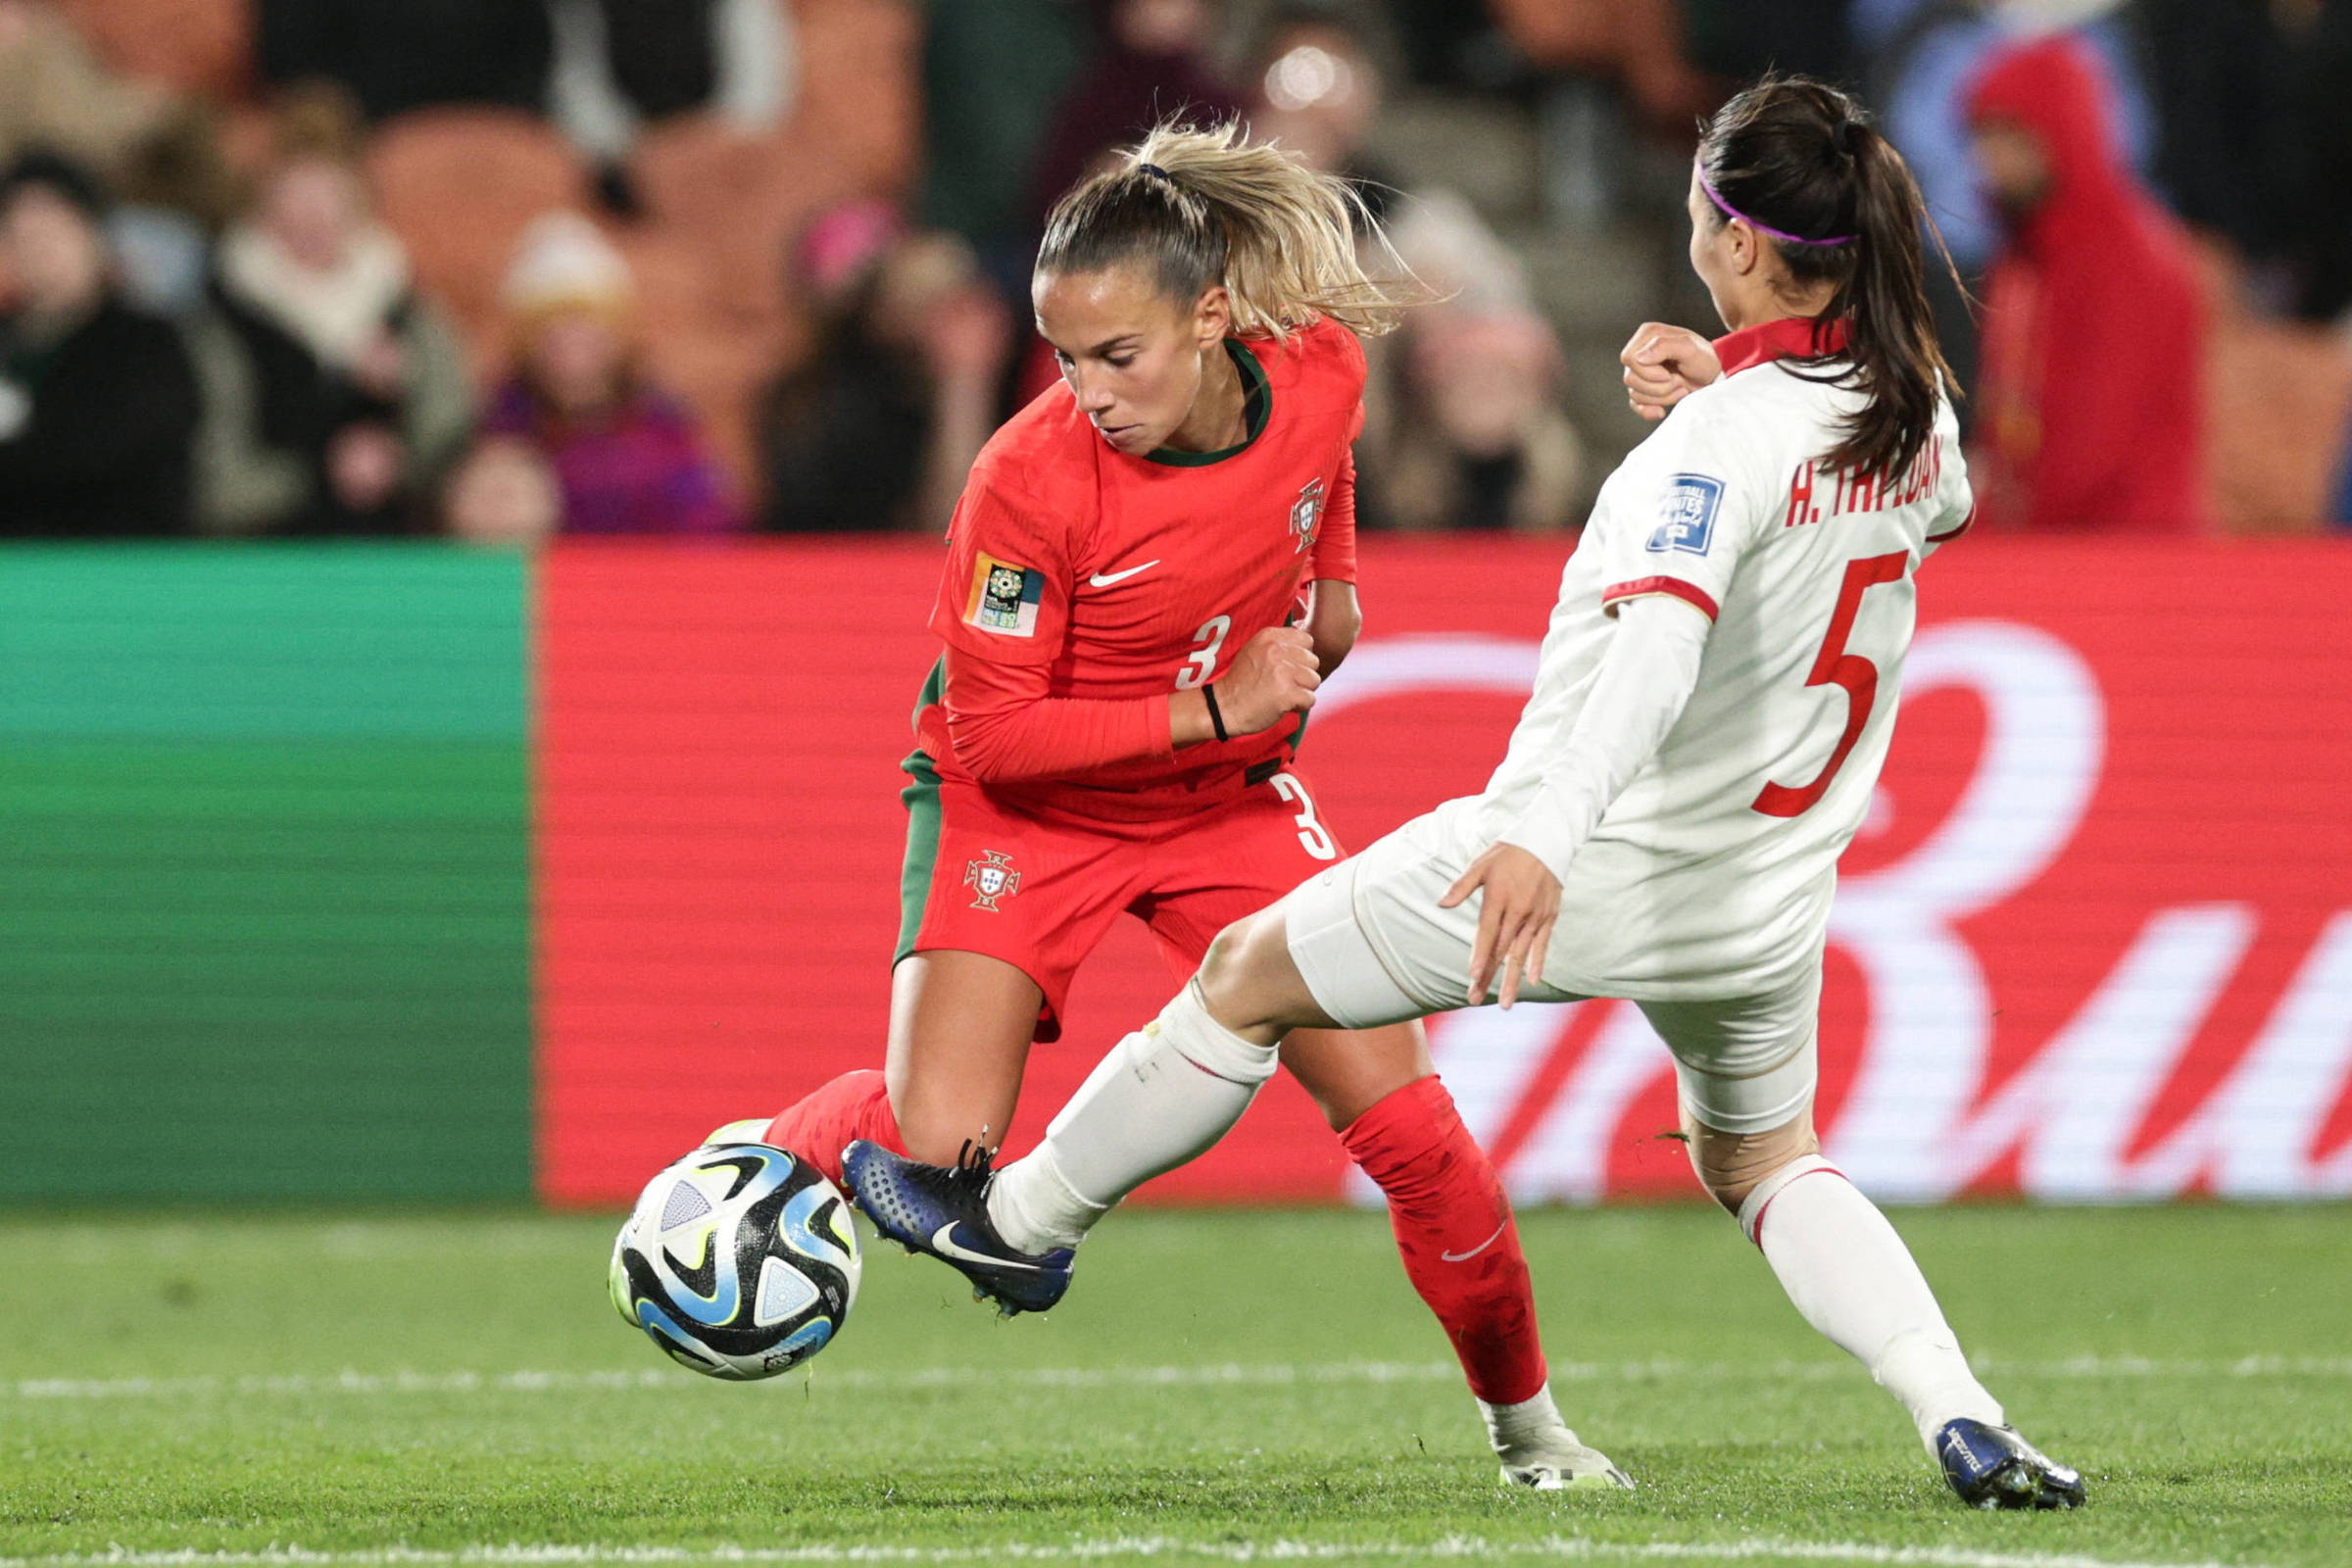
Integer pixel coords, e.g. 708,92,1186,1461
3,1204,2348,1568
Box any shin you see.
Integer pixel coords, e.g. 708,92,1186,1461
987,909,1326,1252
1342,1074,1549,1406
1690,1102,2004,1449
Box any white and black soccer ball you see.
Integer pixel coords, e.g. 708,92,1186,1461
609,1141,860,1380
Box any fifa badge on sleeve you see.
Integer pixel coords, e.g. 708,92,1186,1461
1648,473,1725,556
964,553,1045,636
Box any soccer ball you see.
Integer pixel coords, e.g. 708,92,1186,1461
609,1140,860,1380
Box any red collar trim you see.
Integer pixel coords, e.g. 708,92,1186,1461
1712,315,1850,375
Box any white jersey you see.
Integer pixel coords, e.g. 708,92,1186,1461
1470,318,1974,1000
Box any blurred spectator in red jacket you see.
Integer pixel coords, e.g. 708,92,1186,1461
0,150,198,536
468,213,741,536
1966,32,2212,534
756,200,1011,533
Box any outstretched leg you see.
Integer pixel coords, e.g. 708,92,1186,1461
1687,1103,2009,1443
848,821,1640,1487
982,906,1330,1250
912,903,1628,1490
1660,997,2084,1510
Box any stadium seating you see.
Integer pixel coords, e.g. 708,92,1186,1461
2208,309,2352,534
367,109,587,365
56,0,250,100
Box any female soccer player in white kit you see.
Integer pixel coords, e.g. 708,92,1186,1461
848,76,2086,1509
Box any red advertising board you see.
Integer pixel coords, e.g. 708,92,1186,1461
538,538,2352,1207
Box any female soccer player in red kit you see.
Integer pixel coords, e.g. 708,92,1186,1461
745,123,1604,1488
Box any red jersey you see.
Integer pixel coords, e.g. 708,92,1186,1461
918,316,1365,826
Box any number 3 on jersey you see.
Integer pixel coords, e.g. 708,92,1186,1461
1175,614,1231,690
1269,771,1337,859
1753,551,1910,819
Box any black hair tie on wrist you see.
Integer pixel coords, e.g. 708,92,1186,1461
1202,681,1229,743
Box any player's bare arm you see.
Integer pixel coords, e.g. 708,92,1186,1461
1303,579,1362,677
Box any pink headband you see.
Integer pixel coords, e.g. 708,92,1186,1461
1697,165,1855,247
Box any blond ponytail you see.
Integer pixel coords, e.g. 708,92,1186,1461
1037,119,1415,339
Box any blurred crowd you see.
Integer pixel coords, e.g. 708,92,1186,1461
0,0,2346,542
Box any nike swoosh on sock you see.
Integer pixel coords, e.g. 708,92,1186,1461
1441,1221,1509,1263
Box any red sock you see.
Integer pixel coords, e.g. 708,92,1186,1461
1342,1075,1548,1406
762,1070,903,1189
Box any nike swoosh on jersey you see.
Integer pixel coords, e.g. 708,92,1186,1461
930,1223,1041,1271
1087,560,1160,587
1441,1221,1509,1263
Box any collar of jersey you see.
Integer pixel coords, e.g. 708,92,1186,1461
1712,314,1852,376
1145,338,1271,466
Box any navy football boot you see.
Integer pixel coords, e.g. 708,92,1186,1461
843,1139,1074,1315
1935,1418,2086,1510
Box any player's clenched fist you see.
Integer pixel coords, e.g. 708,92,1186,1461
1621,321,1721,421
1212,624,1320,734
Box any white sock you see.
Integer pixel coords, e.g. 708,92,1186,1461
989,980,1277,1252
1739,1155,2005,1450
1478,1380,1573,1462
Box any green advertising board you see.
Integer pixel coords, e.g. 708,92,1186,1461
0,548,531,1199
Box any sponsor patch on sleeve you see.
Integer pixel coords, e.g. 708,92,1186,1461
962,552,1046,637
1646,473,1726,557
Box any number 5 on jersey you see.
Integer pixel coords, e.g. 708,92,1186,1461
1753,551,1910,819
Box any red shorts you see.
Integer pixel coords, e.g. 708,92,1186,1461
896,757,1347,1041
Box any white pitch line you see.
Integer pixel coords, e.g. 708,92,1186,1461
0,1537,2276,1568
9,1356,2352,1404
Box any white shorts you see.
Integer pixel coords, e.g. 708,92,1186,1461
1277,804,1820,1136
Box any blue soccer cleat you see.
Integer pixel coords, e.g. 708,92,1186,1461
843,1140,1074,1316
1935,1418,2086,1510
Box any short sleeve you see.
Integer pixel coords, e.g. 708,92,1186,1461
927,471,1074,667
1593,399,1765,623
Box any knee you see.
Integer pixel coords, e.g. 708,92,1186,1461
1686,1104,1820,1215
1194,908,1313,1039
1199,909,1283,1004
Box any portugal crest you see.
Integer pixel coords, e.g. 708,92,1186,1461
963,851,1021,911
1289,477,1325,553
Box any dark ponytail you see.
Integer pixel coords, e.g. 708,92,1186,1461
1696,75,1962,480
